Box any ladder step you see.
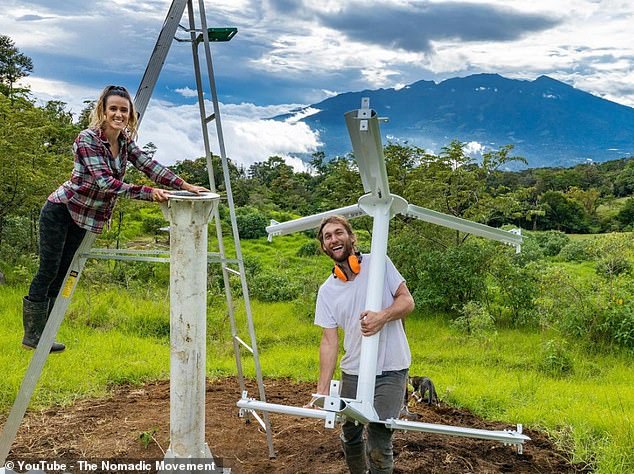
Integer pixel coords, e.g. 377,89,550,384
205,113,216,123
224,265,241,276
234,335,254,354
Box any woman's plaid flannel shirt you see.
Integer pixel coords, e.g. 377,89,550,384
49,127,184,233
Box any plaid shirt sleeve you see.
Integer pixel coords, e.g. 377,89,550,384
74,131,155,200
127,140,184,190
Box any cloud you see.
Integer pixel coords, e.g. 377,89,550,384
463,141,485,157
174,87,199,98
316,1,560,53
138,100,321,171
5,0,634,115
21,76,320,171
16,14,51,21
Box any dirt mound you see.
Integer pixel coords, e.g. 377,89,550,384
7,378,586,473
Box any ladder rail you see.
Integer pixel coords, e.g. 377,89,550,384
186,0,248,411
135,0,189,120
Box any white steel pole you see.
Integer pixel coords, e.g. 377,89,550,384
354,195,392,420
161,192,219,458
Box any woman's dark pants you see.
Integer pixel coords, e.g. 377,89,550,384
28,201,86,302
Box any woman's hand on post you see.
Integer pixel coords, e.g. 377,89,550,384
151,188,171,202
182,182,210,194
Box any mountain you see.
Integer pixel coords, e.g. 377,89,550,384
280,74,634,168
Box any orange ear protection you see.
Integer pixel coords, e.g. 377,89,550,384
333,253,362,281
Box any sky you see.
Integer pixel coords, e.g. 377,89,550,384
2,0,634,169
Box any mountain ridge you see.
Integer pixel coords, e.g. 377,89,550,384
280,74,634,168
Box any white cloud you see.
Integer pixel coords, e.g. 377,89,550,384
138,100,321,171
20,76,99,116
463,141,485,156
284,107,321,123
174,87,199,98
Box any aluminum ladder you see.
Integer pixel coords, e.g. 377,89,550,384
0,0,274,462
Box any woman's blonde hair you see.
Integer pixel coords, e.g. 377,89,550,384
89,85,138,139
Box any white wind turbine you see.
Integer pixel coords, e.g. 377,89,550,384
238,98,529,451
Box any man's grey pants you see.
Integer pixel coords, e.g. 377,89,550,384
340,369,408,474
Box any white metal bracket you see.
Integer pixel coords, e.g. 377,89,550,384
358,97,371,131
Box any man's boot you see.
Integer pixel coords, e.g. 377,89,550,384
22,296,65,353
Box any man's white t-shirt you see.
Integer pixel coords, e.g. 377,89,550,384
314,253,411,375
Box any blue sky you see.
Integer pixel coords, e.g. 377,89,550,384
2,0,634,168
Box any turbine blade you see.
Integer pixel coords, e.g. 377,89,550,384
266,204,366,238
345,98,390,200
405,204,523,247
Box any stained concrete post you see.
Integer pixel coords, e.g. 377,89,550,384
161,191,219,459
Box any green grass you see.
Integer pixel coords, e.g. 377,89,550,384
406,314,633,472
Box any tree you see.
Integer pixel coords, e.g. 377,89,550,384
77,100,95,129
0,35,33,98
616,197,634,229
539,191,589,232
0,94,76,248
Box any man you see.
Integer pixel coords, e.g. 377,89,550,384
313,215,415,474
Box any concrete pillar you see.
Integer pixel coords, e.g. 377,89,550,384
161,191,219,458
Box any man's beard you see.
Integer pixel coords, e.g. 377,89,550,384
328,240,355,263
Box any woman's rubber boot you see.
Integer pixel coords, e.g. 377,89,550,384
22,297,66,353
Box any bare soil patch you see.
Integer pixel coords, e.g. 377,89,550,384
6,378,587,473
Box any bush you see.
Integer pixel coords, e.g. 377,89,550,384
531,230,570,257
489,258,539,326
296,240,321,257
559,240,593,262
410,241,493,312
235,210,268,239
250,271,300,302
601,301,634,349
142,216,167,236
452,301,497,340
596,256,631,278
0,215,37,254
539,339,574,377
512,235,545,266
535,267,634,350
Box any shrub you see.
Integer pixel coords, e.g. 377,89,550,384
296,240,322,257
531,230,570,257
539,339,574,377
411,241,493,312
559,240,593,262
250,271,300,302
234,207,268,239
601,301,634,349
511,235,545,266
452,301,497,340
489,258,539,327
596,256,631,279
0,215,36,254
535,267,634,350
142,216,167,236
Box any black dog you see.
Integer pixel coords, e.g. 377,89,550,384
409,376,439,406
399,376,440,420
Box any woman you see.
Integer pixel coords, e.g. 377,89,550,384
23,85,208,352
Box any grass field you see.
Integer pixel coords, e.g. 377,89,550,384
1,282,632,472
1,228,633,472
